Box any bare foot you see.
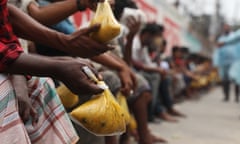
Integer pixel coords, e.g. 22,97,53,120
168,108,186,118
120,137,131,144
129,129,139,142
139,134,167,144
158,112,178,123
151,134,168,143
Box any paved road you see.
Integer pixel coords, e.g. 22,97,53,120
147,87,240,144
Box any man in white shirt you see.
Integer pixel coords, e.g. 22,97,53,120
132,23,177,122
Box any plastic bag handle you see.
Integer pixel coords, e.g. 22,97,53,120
82,66,99,83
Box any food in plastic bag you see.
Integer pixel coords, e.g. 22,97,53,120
70,67,126,136
129,115,137,132
208,71,220,83
116,93,137,133
116,92,131,124
57,84,79,108
198,77,208,87
90,0,121,43
71,81,126,136
191,76,208,88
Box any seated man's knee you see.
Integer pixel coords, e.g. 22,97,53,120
101,71,121,95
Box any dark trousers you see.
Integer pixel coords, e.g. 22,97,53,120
159,77,173,110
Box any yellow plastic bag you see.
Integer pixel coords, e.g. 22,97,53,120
90,0,121,43
129,115,137,132
57,84,79,108
71,81,126,136
191,76,208,88
116,93,137,133
70,67,126,136
116,92,131,124
198,77,208,87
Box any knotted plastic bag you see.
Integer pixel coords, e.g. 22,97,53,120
57,84,79,108
70,67,126,136
116,92,131,124
90,0,121,43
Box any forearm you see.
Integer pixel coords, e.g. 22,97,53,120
132,60,158,73
123,35,134,65
143,66,160,73
5,53,58,78
91,52,128,71
8,4,67,53
11,75,28,97
27,0,78,25
183,69,196,79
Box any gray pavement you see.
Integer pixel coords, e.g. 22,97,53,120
147,87,240,144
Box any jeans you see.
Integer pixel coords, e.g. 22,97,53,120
140,71,162,120
159,76,173,110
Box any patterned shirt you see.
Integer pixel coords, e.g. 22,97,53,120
0,0,23,71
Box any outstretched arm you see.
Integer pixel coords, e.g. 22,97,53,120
91,52,137,96
25,0,103,25
5,53,103,95
8,4,112,58
27,0,78,26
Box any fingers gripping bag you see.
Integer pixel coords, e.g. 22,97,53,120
57,84,79,108
90,0,121,43
70,67,126,136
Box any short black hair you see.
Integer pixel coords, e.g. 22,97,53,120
181,47,189,53
113,0,138,20
162,39,167,47
140,23,164,35
172,46,179,53
157,25,165,34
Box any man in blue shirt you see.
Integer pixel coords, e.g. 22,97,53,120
216,24,239,102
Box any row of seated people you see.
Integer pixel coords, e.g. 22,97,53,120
5,0,219,144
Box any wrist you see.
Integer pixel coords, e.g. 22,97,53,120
127,33,135,41
50,59,65,80
55,32,70,52
119,64,129,72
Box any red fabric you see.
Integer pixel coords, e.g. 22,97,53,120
0,0,23,71
174,58,185,68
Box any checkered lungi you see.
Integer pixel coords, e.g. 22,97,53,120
0,75,79,144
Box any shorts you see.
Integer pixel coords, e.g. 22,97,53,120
101,70,151,103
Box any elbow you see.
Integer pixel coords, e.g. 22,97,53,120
28,10,48,26
27,5,52,26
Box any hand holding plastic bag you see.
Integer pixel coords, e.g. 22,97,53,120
90,0,121,43
70,67,126,136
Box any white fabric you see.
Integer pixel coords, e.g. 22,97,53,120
0,74,7,86
132,36,157,67
8,0,38,13
120,8,146,30
160,61,169,70
21,0,38,13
